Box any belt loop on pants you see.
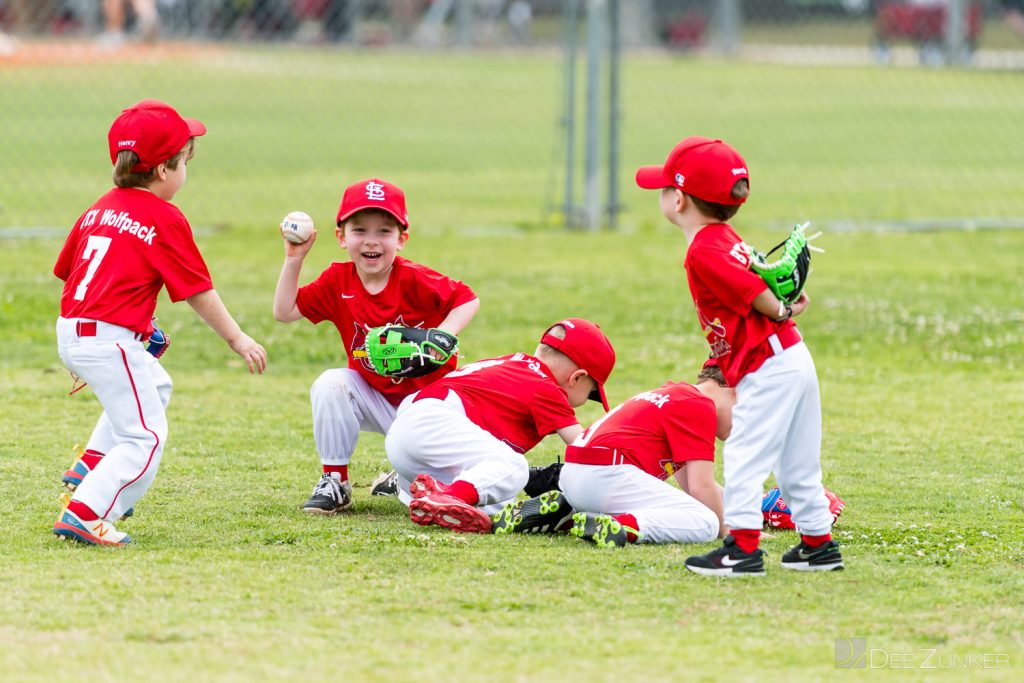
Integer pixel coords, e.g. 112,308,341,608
564,444,626,466
767,326,802,356
76,321,97,337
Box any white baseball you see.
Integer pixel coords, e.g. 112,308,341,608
280,211,314,244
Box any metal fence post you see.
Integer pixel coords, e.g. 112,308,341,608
945,0,968,66
607,0,621,230
584,0,607,231
563,0,581,229
712,0,742,58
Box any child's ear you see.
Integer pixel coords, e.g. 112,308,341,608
154,162,168,181
673,188,686,213
397,229,409,250
335,225,346,247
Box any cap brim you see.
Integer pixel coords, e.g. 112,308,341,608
184,118,206,137
337,204,408,228
589,384,610,412
635,165,668,189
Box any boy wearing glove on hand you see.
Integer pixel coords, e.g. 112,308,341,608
635,137,842,575
273,178,479,515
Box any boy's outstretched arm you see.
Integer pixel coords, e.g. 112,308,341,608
186,289,267,374
273,230,317,322
437,298,480,335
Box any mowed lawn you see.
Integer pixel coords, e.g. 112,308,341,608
1,47,1023,681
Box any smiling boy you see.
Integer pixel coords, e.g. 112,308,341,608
273,178,479,514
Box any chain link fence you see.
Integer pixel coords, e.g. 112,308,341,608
2,0,1023,231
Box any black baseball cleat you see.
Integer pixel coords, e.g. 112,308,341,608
685,535,766,577
491,490,574,535
370,469,399,497
780,539,844,572
302,474,353,514
523,462,563,498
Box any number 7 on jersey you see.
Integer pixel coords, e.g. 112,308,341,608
74,235,112,301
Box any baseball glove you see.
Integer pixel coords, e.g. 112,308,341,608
762,486,845,530
355,325,458,379
146,321,170,359
748,222,822,305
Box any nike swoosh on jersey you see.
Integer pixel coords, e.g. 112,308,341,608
342,294,355,299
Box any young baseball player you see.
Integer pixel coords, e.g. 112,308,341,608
498,363,845,545
384,318,616,533
53,99,267,546
273,178,480,514
492,366,730,546
635,136,843,575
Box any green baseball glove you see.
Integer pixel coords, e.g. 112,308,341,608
748,222,823,304
354,325,459,379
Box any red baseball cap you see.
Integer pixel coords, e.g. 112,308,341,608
540,318,616,411
635,136,750,205
336,178,409,228
108,100,206,172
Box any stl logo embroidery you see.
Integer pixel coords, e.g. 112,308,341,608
365,181,386,201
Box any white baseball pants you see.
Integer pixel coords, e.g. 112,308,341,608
384,390,527,515
561,463,719,544
723,341,833,535
310,368,397,467
56,317,171,521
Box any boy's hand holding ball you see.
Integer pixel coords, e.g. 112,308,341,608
280,211,315,244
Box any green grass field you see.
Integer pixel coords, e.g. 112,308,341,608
1,47,1022,681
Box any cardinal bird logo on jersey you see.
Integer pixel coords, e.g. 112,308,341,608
696,306,730,359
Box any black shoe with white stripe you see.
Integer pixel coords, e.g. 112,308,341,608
781,539,844,572
302,474,353,514
685,535,766,577
370,469,399,497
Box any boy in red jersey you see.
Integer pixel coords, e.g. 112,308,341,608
635,137,843,575
273,178,479,514
384,318,615,533
493,366,732,546
53,100,267,546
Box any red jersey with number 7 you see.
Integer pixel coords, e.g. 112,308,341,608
54,187,214,338
684,223,798,387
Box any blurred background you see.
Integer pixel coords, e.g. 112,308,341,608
2,0,1023,233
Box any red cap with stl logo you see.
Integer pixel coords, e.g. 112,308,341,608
540,318,616,411
336,178,410,228
635,136,750,205
108,100,206,173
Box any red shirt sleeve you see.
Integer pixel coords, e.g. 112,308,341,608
295,265,340,325
151,214,213,302
689,233,769,315
406,261,477,314
529,381,579,436
54,216,84,282
665,396,717,464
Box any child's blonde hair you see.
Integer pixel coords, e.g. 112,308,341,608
535,324,577,371
112,138,195,189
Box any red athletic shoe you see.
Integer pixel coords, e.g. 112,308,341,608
824,488,846,524
762,487,846,530
409,493,492,534
409,473,449,499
